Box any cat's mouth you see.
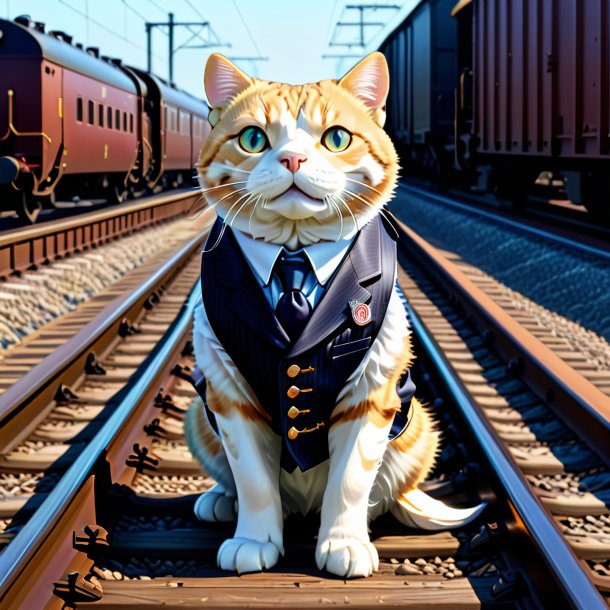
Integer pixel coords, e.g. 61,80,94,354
266,185,327,220
277,185,323,201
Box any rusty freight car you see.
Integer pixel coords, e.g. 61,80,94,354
455,0,610,213
380,0,610,216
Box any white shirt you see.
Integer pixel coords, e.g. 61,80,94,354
232,229,353,309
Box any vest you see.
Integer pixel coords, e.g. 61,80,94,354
196,215,414,472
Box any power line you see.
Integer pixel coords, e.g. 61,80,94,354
146,0,167,16
325,0,341,41
124,0,168,37
231,0,263,58
57,0,164,60
184,0,206,22
122,0,147,23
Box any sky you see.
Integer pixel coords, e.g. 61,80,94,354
2,0,419,99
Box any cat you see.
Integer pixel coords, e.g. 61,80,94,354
185,52,483,578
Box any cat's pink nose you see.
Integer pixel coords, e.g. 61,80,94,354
280,154,307,174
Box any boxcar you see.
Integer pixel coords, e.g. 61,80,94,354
455,0,610,212
379,0,458,176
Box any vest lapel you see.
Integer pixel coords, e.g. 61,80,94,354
204,221,290,351
287,217,382,359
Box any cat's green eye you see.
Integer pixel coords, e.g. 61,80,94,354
238,126,269,153
322,127,352,152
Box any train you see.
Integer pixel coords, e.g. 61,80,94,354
0,16,210,223
379,0,610,217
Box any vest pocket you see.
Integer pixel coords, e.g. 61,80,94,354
332,336,372,359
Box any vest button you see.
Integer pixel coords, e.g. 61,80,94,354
287,406,300,419
287,364,300,378
287,427,299,440
287,385,300,398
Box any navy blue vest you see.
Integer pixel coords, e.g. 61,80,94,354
196,216,414,472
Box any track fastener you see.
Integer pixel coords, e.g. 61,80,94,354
126,443,159,473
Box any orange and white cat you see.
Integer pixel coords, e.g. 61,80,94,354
186,52,483,578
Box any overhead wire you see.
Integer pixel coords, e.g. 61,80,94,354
56,0,165,60
230,0,263,58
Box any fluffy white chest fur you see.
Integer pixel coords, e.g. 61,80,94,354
187,283,483,577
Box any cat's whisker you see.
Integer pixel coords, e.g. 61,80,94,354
248,194,263,236
344,177,385,197
334,191,360,234
221,190,255,226
229,193,256,228
202,190,253,253
195,187,250,218
326,195,344,242
342,189,399,239
198,179,266,196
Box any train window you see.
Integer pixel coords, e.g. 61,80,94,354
129,113,134,133
115,109,120,131
179,111,190,135
123,111,127,132
98,104,104,127
88,100,94,125
107,106,113,129
76,97,83,122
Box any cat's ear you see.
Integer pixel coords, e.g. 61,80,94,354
338,52,389,124
204,54,253,109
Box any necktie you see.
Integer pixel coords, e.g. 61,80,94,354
274,250,312,341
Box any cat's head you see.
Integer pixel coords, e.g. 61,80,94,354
197,52,399,249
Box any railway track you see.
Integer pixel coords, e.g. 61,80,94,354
0,188,200,279
0,202,213,608
0,204,608,608
393,218,610,607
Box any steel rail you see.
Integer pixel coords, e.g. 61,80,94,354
397,182,610,261
0,188,198,247
0,216,209,454
0,283,200,603
398,288,608,610
394,218,610,467
0,187,201,277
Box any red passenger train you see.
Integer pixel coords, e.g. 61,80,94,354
379,0,610,217
0,16,210,223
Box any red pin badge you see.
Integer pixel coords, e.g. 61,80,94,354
348,299,372,326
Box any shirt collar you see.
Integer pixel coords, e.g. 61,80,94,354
232,229,352,287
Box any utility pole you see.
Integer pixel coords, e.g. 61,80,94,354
145,13,230,85
327,3,400,49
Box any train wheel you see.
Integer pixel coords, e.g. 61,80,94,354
13,191,42,224
108,183,129,205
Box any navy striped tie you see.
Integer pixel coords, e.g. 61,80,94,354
274,250,312,341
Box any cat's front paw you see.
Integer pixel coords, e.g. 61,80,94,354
217,537,281,574
315,538,379,578
194,485,237,522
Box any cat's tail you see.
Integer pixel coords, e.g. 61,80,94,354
391,488,485,530
369,397,485,529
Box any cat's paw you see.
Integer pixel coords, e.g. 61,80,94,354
217,537,280,574
194,486,237,522
315,538,379,578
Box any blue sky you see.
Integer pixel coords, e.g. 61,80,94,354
3,1,418,99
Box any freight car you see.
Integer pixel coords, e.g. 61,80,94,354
0,16,210,223
379,0,610,217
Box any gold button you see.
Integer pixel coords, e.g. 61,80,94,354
287,364,301,378
287,406,300,419
287,385,300,398
287,427,299,440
